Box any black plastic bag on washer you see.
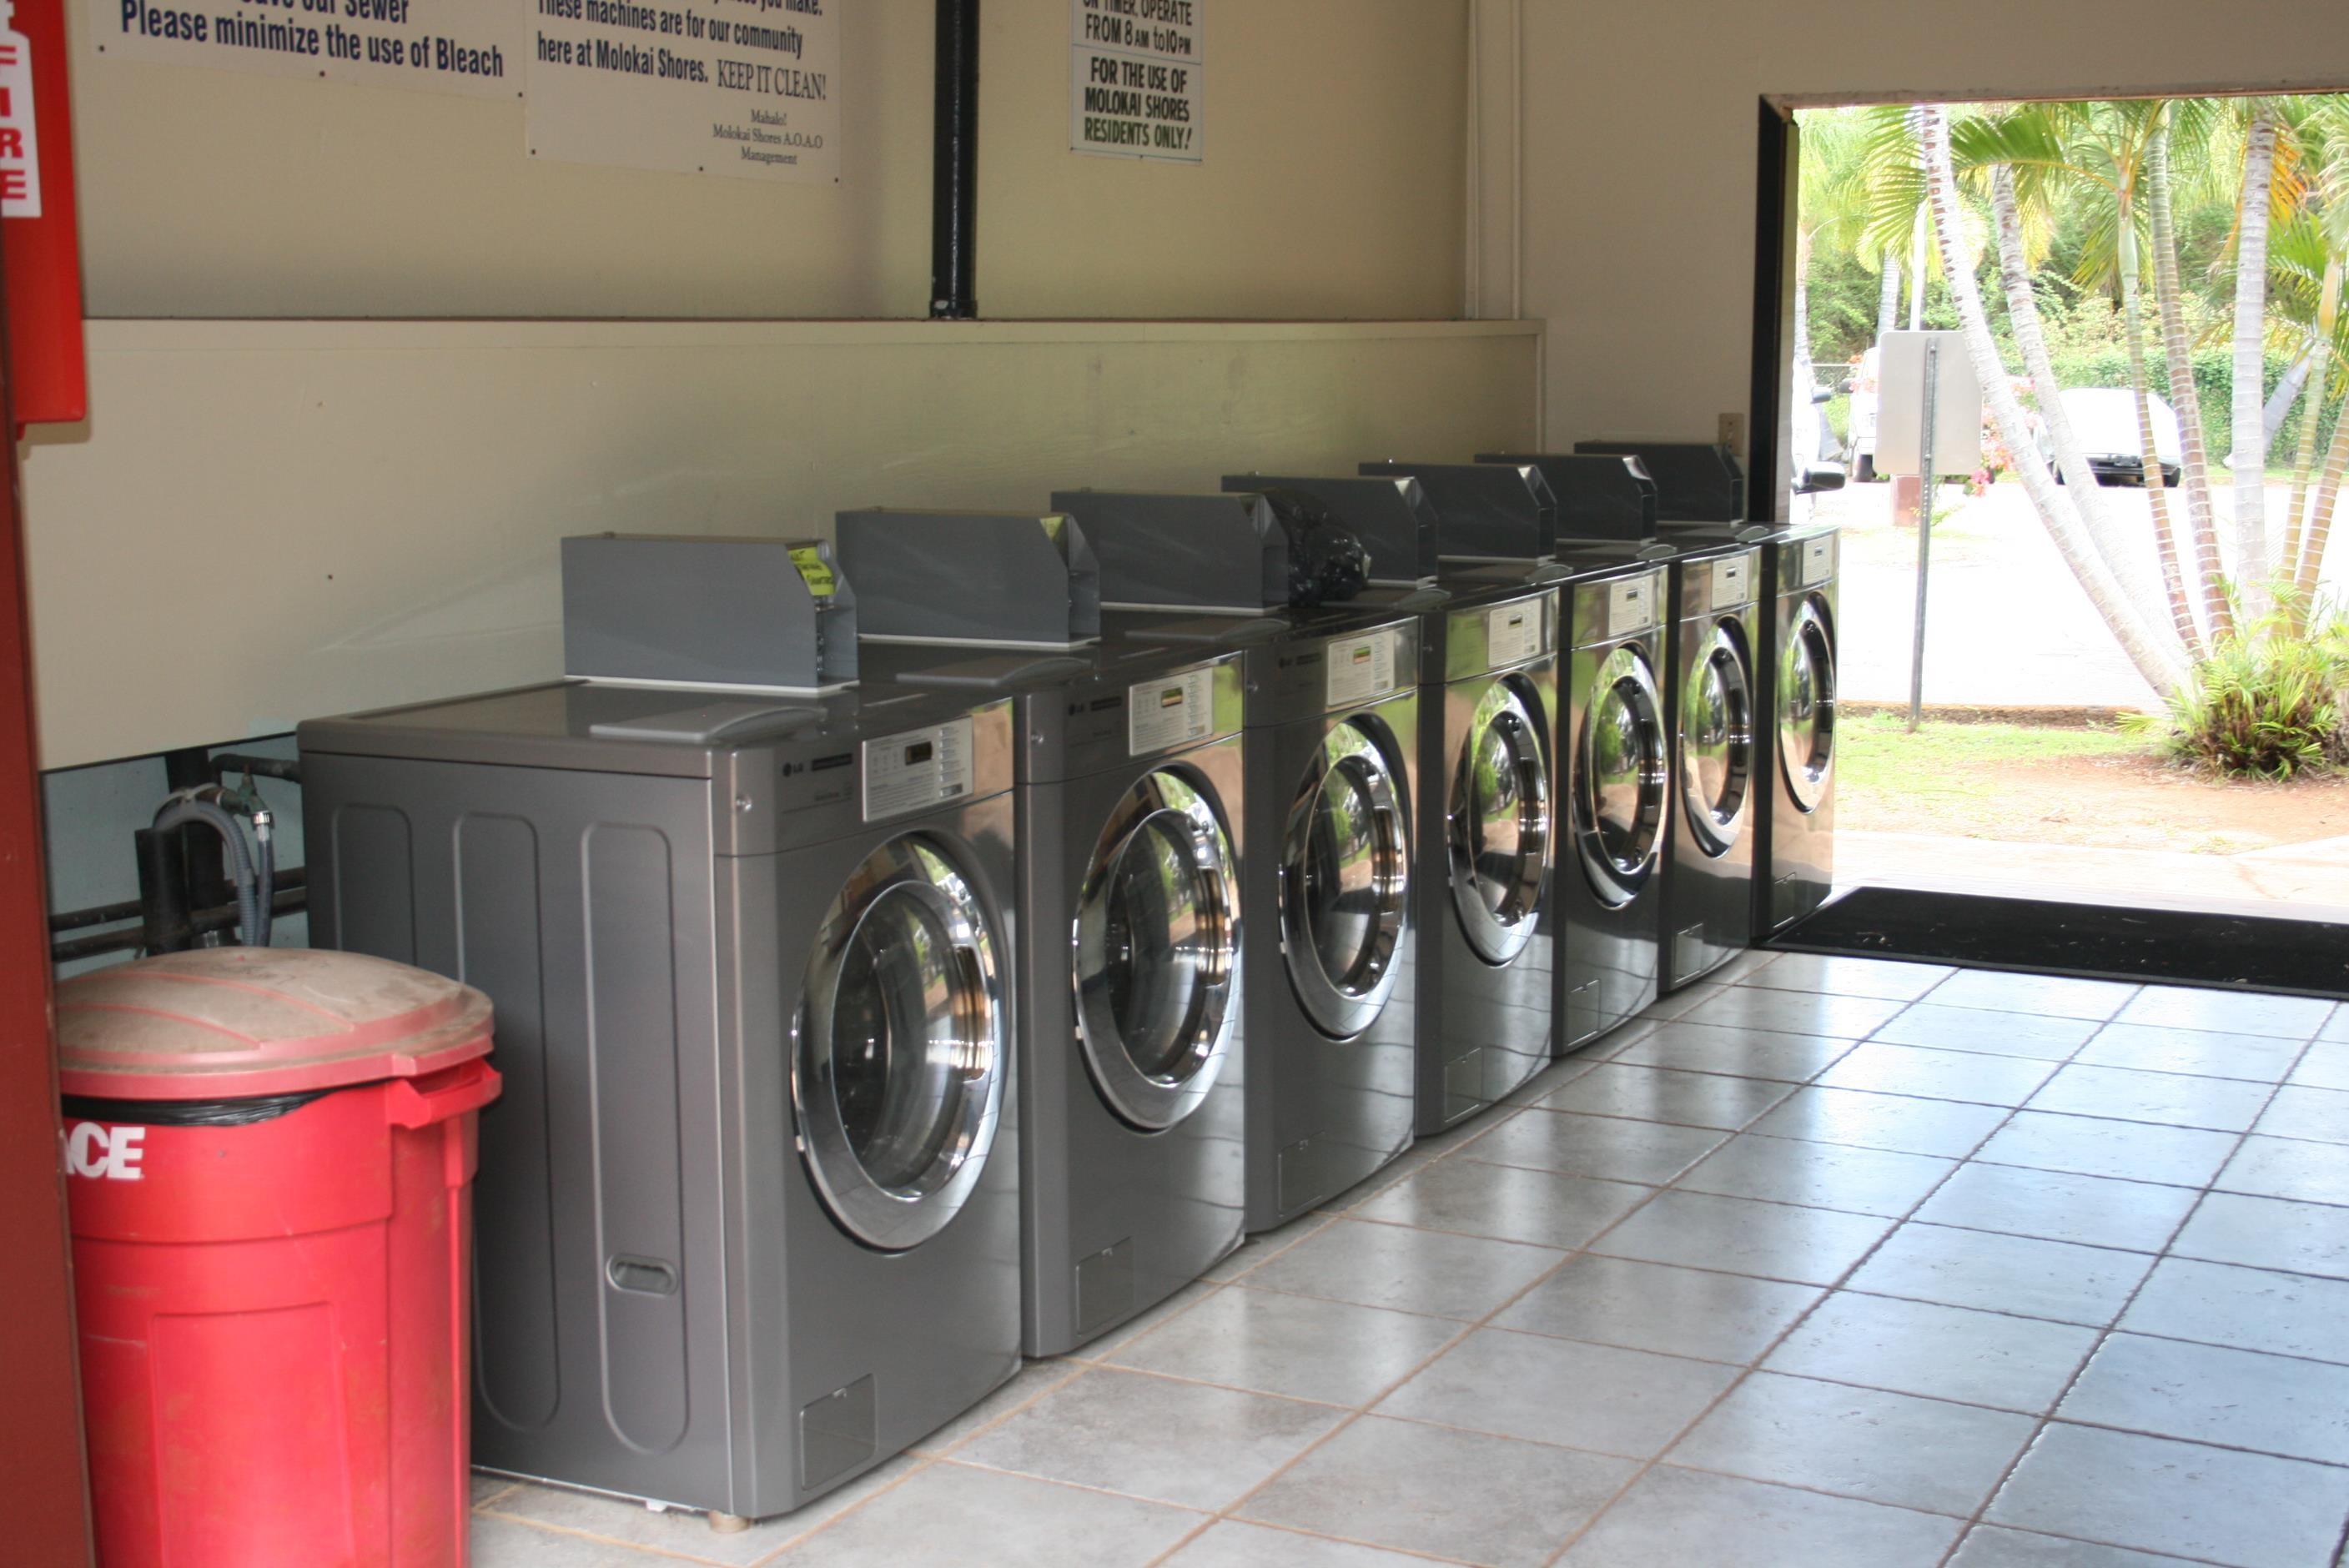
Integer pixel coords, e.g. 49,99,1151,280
1260,488,1371,608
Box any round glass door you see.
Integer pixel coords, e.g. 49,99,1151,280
795,837,1005,1252
1779,596,1837,813
1074,770,1240,1131
1449,678,1550,966
1280,720,1410,1039
1682,620,1754,857
1575,645,1667,907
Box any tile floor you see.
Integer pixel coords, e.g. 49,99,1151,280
469,953,2349,1567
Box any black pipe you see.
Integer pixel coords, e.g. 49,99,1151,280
211,752,302,785
134,827,191,955
929,0,980,319
51,867,306,937
53,877,308,966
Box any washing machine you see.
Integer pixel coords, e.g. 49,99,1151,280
1106,603,1421,1232
838,510,1250,1358
1558,560,1672,1051
1411,582,1558,1131
1662,541,1763,989
1759,524,1839,934
299,680,1022,1520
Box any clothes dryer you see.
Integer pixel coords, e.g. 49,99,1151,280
1759,524,1840,934
853,630,1249,1358
1559,560,1672,1050
1662,542,1763,988
299,681,1022,1521
1106,604,1421,1231
1411,583,1558,1130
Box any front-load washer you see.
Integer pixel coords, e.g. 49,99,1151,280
1758,524,1839,934
1559,560,1672,1051
851,632,1249,1358
299,681,1022,1521
1107,603,1421,1231
1411,581,1558,1131
1662,542,1763,989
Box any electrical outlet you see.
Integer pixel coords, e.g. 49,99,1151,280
1718,412,1746,455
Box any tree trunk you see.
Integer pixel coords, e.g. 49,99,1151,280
2281,263,2338,606
2296,388,2349,602
2231,107,2279,621
1794,226,1815,395
1876,252,1900,341
1919,107,2188,696
1909,200,1929,329
2267,341,2320,443
2149,118,2233,642
2118,186,2203,657
1988,165,2167,626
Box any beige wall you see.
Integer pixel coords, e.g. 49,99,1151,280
23,320,1537,768
73,0,1466,320
1519,0,2349,490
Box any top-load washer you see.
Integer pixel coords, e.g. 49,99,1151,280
300,659,1022,1520
1057,489,1422,1232
837,508,1247,1357
1557,558,1672,1050
1760,523,1840,934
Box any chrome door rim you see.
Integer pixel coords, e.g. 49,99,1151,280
794,838,1005,1253
1575,644,1667,907
1779,596,1837,812
1449,677,1551,966
1682,621,1754,857
1074,770,1240,1132
1280,719,1411,1039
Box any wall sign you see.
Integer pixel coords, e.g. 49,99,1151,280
527,0,841,183
1070,0,1200,163
88,0,523,98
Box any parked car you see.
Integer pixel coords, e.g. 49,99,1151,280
2034,387,2184,487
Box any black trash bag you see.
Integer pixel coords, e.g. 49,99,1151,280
1260,487,1370,608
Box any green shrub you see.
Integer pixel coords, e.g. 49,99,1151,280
2140,588,2349,778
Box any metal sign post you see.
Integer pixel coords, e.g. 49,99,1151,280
1908,338,1939,733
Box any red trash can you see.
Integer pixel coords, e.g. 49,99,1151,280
56,947,500,1568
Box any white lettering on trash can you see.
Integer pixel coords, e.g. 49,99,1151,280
66,1122,146,1181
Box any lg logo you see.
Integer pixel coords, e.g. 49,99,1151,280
65,1122,146,1182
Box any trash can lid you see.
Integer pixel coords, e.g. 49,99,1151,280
55,948,494,1101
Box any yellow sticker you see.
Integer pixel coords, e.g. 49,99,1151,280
790,546,837,598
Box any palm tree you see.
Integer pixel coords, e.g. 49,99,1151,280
1917,104,2191,695
2231,103,2282,618
2148,110,2234,641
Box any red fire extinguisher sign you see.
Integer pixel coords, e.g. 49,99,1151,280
0,0,85,430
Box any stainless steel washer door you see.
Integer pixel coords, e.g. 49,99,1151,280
796,837,1006,1252
1074,769,1240,1131
1682,619,1755,857
1576,645,1667,907
1779,596,1837,813
1281,719,1411,1039
1450,678,1551,966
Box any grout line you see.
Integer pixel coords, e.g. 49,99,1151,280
1929,1025,2332,1567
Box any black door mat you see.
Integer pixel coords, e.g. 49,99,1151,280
1775,885,2349,1000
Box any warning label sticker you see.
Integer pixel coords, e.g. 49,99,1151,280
862,717,973,823
1128,666,1214,756
1709,557,1752,611
1325,628,1399,710
1607,578,1655,639
1803,535,1837,587
1485,601,1541,666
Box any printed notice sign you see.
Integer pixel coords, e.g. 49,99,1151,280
90,0,521,98
1325,629,1398,710
1708,557,1750,611
1129,666,1213,756
1607,578,1655,638
1486,602,1540,666
1071,0,1200,163
528,0,841,183
863,717,973,823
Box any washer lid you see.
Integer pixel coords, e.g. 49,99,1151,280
56,948,494,1101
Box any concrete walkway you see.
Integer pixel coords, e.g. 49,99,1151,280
1840,829,2349,923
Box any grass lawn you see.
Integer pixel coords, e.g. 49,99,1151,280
1838,713,2148,807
